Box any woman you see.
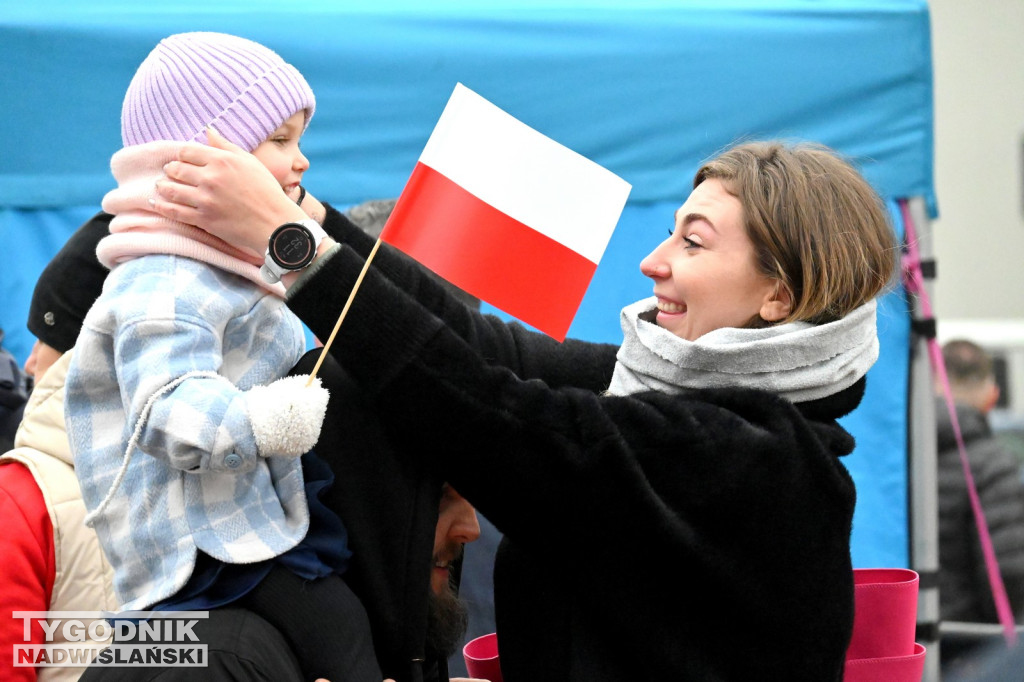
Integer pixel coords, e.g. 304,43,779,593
152,133,896,681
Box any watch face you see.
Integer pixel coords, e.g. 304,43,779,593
269,223,315,270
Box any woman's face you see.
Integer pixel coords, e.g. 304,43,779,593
639,178,786,341
251,110,309,196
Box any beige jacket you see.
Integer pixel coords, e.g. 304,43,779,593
2,352,117,681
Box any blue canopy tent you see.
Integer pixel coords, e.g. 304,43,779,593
1,0,937,667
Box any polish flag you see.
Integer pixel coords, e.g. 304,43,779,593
380,83,631,341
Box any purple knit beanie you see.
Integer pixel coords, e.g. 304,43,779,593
121,32,315,151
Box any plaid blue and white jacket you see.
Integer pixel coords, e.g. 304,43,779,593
65,253,310,612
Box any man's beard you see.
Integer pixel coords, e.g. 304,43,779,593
424,558,469,659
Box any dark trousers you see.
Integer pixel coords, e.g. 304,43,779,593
78,608,303,681
78,568,382,682
237,564,381,682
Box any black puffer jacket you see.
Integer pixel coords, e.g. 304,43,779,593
936,398,1024,624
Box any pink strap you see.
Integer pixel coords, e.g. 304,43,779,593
900,198,1018,646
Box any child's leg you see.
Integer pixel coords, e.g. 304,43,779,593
237,565,381,682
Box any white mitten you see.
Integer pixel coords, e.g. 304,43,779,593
245,375,329,458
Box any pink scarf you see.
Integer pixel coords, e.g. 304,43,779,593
98,141,287,298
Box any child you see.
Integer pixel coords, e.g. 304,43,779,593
153,137,899,679
65,32,379,682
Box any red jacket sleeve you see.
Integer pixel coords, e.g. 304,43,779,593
0,461,56,682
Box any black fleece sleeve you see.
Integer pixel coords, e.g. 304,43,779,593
287,245,638,542
287,244,824,551
319,205,481,336
297,206,618,391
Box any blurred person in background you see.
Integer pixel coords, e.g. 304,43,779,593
936,338,1024,673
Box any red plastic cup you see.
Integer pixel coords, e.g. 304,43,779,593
846,568,920,660
463,632,502,682
844,642,927,682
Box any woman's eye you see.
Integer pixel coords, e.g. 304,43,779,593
683,236,701,249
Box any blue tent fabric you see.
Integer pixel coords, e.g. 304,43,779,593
1,1,931,568
4,1,933,210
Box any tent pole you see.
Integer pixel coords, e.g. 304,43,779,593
906,195,941,681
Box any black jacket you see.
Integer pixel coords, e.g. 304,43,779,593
291,350,448,682
0,330,28,451
936,398,1024,624
290,206,859,681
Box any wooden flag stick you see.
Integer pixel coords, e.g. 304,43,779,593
305,237,383,386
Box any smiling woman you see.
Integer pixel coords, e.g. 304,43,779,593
637,141,895,342
149,135,898,681
640,178,786,341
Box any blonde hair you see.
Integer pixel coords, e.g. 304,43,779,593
695,141,898,324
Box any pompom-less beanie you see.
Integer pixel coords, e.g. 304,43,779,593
28,213,112,353
121,32,315,152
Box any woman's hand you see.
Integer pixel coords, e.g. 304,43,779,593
151,128,309,256
296,186,327,226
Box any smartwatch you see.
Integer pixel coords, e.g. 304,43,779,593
259,219,327,283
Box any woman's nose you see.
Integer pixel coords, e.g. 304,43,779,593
640,249,670,279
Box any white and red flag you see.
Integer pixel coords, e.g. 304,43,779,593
380,83,631,341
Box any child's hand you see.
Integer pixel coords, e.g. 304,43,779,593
245,374,329,458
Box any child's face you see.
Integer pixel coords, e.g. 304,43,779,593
639,178,782,341
251,111,310,196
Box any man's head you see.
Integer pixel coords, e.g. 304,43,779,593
425,484,481,660
941,338,1000,414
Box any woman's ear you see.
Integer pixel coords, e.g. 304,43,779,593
759,281,793,322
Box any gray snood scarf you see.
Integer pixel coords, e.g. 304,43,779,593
606,297,879,403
